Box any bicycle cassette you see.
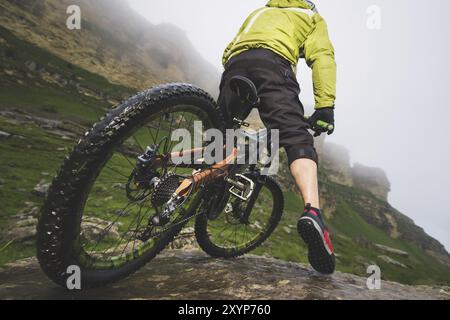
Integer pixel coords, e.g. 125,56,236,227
151,173,180,206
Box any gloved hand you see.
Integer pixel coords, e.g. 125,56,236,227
307,107,335,137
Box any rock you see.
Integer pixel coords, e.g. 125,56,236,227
318,142,354,187
115,209,129,217
80,216,120,242
2,202,40,243
278,280,291,286
0,130,11,138
32,179,50,197
168,228,197,250
4,225,36,243
384,213,401,239
25,61,37,72
352,163,391,201
0,250,447,300
314,140,391,201
48,129,76,139
355,235,371,248
0,110,86,141
183,227,195,234
250,221,263,230
19,202,40,216
282,226,292,234
112,183,125,190
378,255,408,269
4,69,14,76
375,244,409,257
440,288,450,298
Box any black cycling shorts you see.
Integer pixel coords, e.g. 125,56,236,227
218,48,318,165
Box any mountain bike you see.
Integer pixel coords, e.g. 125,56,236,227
36,77,333,288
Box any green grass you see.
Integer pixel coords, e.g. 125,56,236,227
0,84,105,124
0,117,71,217
0,26,133,124
252,191,307,262
0,117,73,266
248,188,450,286
0,26,132,97
0,26,133,265
0,242,36,265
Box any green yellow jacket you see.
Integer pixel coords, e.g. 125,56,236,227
223,0,336,108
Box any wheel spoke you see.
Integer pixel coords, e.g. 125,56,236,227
104,166,130,179
205,185,276,250
108,205,144,258
119,152,137,169
87,201,140,254
79,107,209,269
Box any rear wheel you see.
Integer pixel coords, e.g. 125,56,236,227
195,174,283,258
36,84,224,288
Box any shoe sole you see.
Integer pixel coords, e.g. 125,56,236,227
298,218,336,275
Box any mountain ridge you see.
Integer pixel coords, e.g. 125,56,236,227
0,0,220,96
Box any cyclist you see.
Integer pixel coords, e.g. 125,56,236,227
219,0,336,274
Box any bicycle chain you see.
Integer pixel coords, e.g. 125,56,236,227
139,171,256,240
139,199,205,240
147,176,250,239
142,172,218,239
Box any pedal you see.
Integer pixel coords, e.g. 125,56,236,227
226,174,255,201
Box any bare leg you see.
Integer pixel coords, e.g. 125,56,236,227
290,158,320,208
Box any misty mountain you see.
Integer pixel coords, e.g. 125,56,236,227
1,0,220,96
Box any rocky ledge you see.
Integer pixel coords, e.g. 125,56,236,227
0,250,448,300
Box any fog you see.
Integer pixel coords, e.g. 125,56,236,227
128,0,450,251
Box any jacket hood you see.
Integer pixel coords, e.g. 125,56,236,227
266,0,314,10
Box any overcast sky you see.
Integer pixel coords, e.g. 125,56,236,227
128,0,450,251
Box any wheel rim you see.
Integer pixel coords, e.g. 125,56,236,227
204,181,275,252
74,105,214,270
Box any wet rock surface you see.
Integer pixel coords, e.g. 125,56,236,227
0,250,448,300
32,179,51,198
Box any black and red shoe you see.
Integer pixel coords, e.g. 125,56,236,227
297,204,336,275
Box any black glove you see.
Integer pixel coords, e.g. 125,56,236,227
307,107,335,137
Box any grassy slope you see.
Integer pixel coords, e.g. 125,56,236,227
0,116,71,263
0,26,132,123
0,27,449,285
0,26,132,264
252,189,450,286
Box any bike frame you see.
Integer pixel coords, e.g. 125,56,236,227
153,146,239,197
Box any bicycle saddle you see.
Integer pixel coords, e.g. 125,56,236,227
229,76,260,106
240,128,268,144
